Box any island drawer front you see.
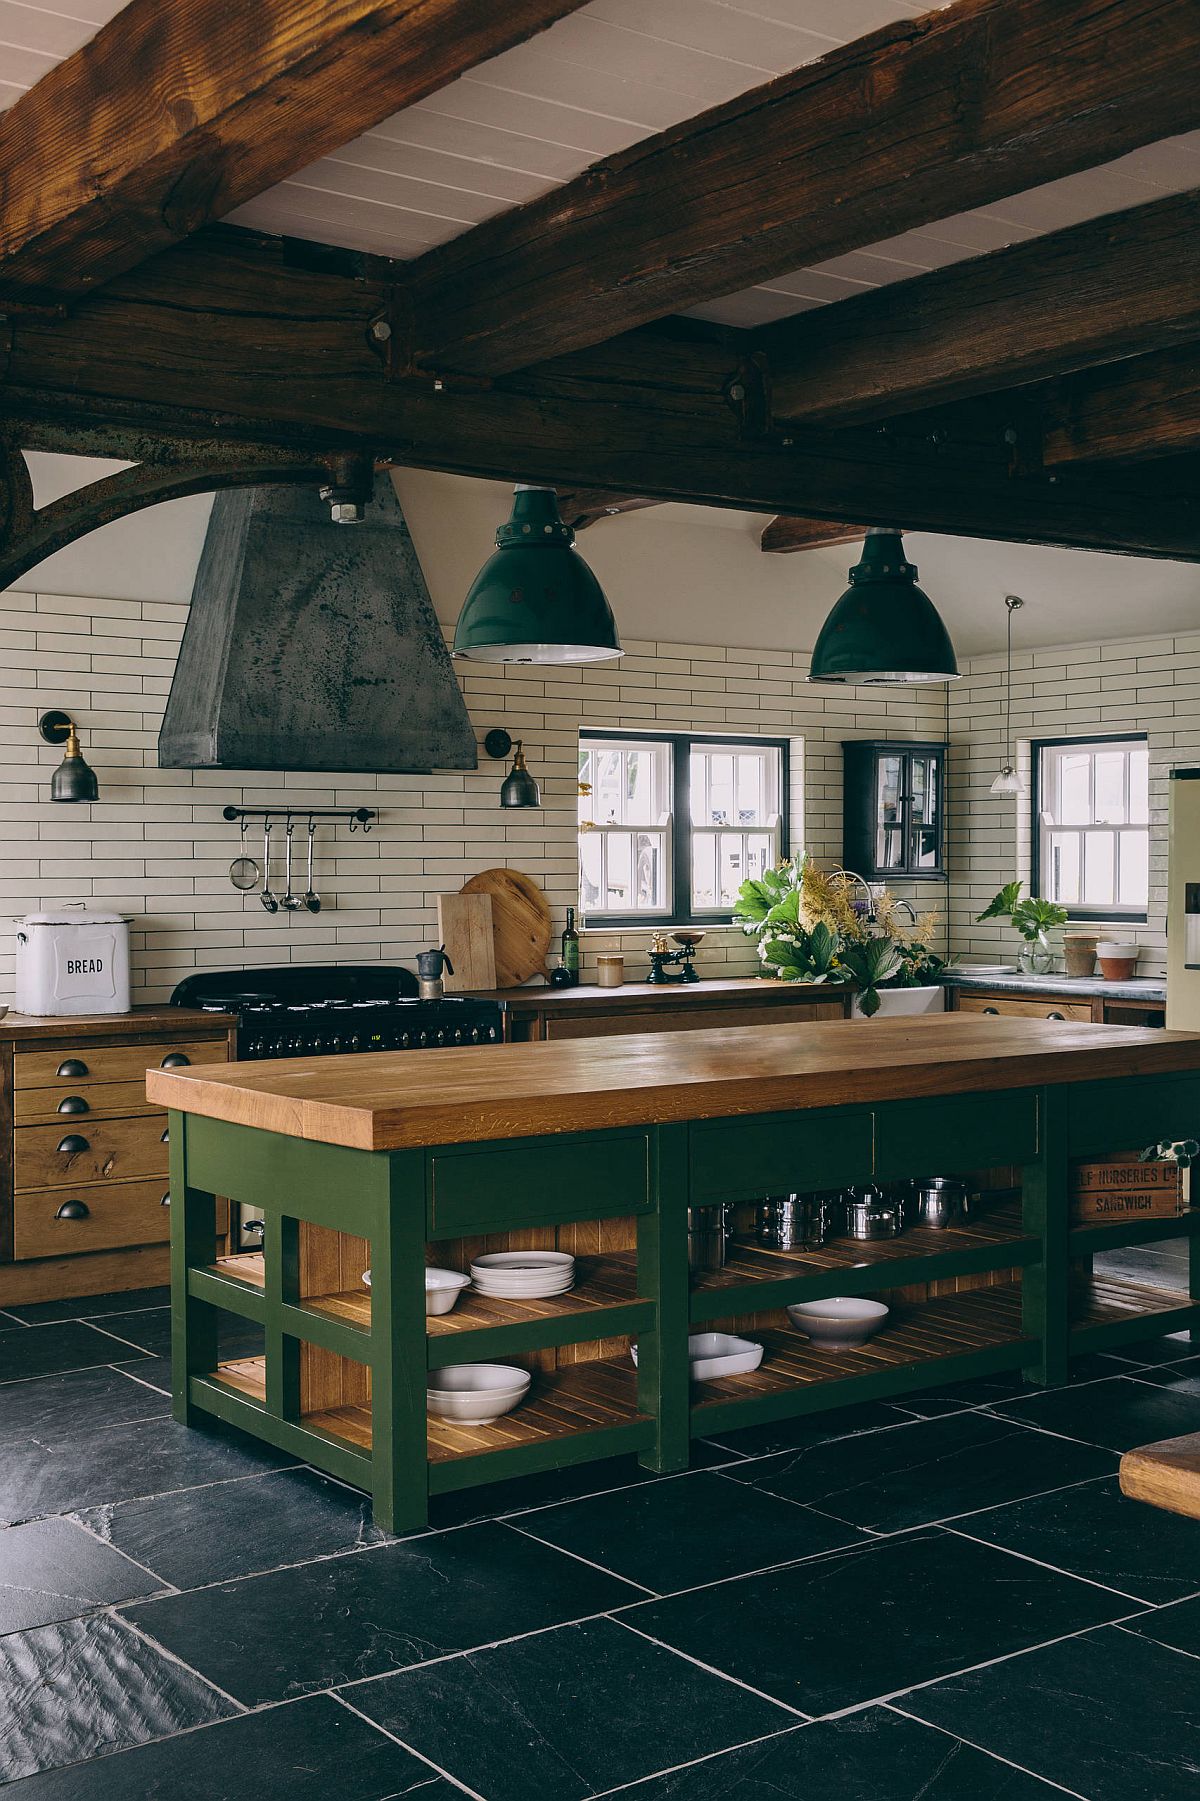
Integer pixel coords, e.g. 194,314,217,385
690,1110,873,1201
957,995,1093,1022
14,1113,169,1191
1068,1075,1200,1159
428,1132,651,1233
875,1090,1039,1178
13,1037,227,1091
13,1177,175,1260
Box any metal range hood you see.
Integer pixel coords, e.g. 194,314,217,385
158,473,476,772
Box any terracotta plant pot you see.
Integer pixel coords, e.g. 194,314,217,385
1096,940,1139,982
1062,933,1100,980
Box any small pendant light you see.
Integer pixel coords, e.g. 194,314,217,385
39,711,100,802
808,527,959,685
454,485,623,665
990,595,1026,798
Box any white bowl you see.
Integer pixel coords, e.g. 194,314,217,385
787,1297,889,1350
425,1268,471,1316
427,1363,531,1424
631,1333,764,1382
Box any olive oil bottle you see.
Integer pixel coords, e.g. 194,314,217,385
561,906,580,984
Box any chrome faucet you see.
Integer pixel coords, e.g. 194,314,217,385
889,897,918,926
830,868,876,922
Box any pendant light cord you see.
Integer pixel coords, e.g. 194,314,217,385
1002,594,1023,769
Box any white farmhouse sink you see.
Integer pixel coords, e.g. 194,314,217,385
851,985,945,1018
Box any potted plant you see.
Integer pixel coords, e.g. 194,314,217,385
976,880,1068,974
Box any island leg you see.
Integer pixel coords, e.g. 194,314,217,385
367,1149,429,1535
1021,1087,1070,1387
637,1123,691,1474
168,1109,219,1426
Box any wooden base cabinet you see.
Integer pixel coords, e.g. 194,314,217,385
0,1009,235,1305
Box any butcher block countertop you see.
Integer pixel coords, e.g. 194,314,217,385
0,1005,236,1040
146,1013,1200,1153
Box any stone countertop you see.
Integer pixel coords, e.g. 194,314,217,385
943,970,1165,1002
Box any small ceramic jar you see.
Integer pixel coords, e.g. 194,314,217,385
596,954,625,988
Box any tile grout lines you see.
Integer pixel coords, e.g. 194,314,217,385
883,1704,1091,1799
331,1690,485,1799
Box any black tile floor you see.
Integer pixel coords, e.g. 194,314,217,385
3,1290,1200,1798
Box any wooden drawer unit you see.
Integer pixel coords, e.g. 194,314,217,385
14,1113,170,1191
428,1131,652,1234
542,1001,845,1040
957,994,1093,1022
13,1037,225,1093
15,1078,161,1126
14,1178,174,1260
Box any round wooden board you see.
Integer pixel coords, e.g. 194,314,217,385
461,868,554,987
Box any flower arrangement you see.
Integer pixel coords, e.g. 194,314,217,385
734,854,945,1015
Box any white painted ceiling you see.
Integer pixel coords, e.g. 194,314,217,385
5,0,1200,329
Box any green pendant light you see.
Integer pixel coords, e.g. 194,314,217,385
454,485,623,664
808,527,959,685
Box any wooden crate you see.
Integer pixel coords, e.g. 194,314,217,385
1070,1153,1186,1222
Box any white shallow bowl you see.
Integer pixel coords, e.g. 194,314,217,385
787,1298,889,1350
470,1252,574,1275
631,1333,763,1382
427,1363,531,1424
425,1268,471,1316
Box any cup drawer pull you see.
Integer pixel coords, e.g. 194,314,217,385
160,1128,169,1144
1047,1010,1066,1020
57,1095,90,1115
160,1053,190,1069
982,1006,1000,1015
160,1192,171,1207
56,1134,90,1155
56,1058,88,1079
55,1198,90,1220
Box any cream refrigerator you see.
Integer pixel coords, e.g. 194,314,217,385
1167,770,1200,1029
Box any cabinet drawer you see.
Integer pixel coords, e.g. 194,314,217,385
957,994,1093,1022
14,1079,159,1126
13,1037,226,1090
875,1089,1039,1178
13,1177,175,1260
428,1132,651,1234
543,1001,845,1040
691,1109,873,1202
1069,1074,1200,1159
14,1113,169,1191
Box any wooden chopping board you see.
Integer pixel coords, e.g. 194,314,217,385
461,868,554,987
437,892,496,992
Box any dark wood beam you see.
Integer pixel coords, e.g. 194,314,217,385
767,188,1200,425
0,0,587,300
4,226,1200,565
400,0,1200,376
556,492,660,531
1042,342,1200,468
761,518,865,554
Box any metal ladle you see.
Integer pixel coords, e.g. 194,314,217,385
302,818,321,913
259,819,279,912
281,819,302,910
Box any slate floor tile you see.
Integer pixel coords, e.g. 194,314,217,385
80,1465,396,1589
425,1443,732,1530
0,1415,296,1526
699,1399,915,1459
1123,1590,1200,1657
0,1516,161,1635
904,1625,1200,1801
723,1409,1115,1532
0,1611,236,1783
0,1364,168,1444
1104,1331,1200,1366
956,1474,1200,1604
122,1518,645,1706
114,1354,172,1394
514,1468,866,1593
4,1286,172,1326
599,1709,1063,1799
0,1321,148,1385
622,1528,1129,1716
83,1305,262,1362
2,1693,450,1800
990,1373,1200,1452
351,1614,793,1801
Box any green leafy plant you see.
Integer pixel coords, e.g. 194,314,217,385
976,880,1068,943
891,941,949,989
836,936,902,1016
760,919,843,985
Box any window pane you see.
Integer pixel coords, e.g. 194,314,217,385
1058,752,1092,825
626,750,655,824
719,832,746,906
1082,830,1116,906
692,832,717,910
594,750,624,824
911,825,939,870
1047,831,1081,905
1094,752,1126,824
735,754,766,825
876,754,903,868
579,834,603,911
910,755,929,824
1130,748,1150,825
1118,830,1149,908
746,833,774,885
707,754,734,826
635,832,665,910
605,830,633,908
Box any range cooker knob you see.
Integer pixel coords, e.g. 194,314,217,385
418,1030,428,1048
436,1029,447,1046
487,1025,499,1041
451,1028,465,1045
400,1031,412,1050
469,1025,482,1044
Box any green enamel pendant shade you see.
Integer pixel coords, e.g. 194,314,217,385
454,486,623,664
808,528,959,685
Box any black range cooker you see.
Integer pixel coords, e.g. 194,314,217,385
169,965,507,1059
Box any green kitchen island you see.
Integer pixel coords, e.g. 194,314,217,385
149,1013,1200,1532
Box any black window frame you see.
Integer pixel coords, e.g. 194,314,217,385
1030,732,1149,924
579,728,791,928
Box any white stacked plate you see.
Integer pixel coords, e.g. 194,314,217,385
469,1250,575,1299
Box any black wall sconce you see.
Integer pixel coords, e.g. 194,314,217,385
484,729,541,809
39,711,100,802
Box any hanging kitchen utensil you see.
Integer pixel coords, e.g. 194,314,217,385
229,856,260,891
281,819,301,910
302,818,321,913
260,820,279,913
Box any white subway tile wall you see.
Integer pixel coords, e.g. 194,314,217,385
0,592,947,1003
946,634,1197,977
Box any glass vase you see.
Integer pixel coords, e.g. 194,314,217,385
1018,933,1053,975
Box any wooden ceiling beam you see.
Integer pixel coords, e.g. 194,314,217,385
0,0,588,301
400,0,1200,377
1042,342,1200,468
767,188,1200,425
4,231,1199,570
761,518,866,554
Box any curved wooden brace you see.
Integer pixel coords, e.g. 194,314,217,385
0,436,373,590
